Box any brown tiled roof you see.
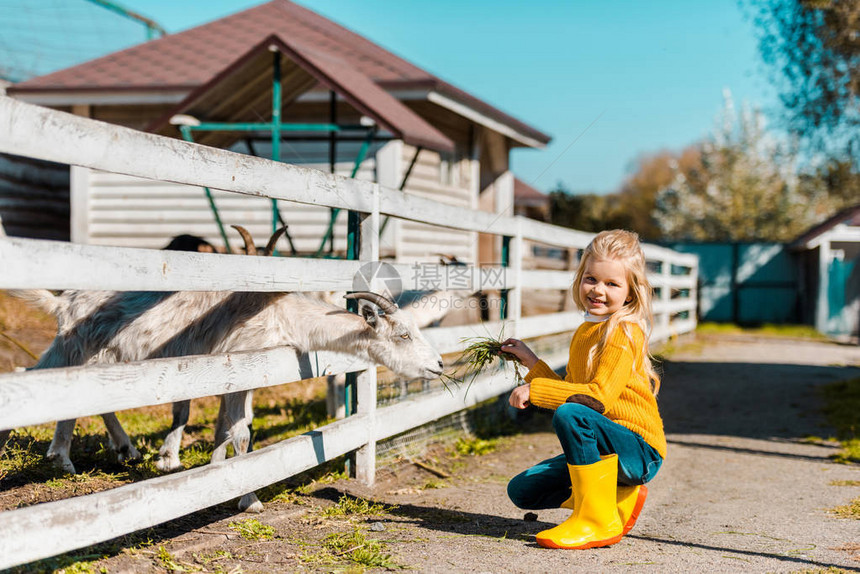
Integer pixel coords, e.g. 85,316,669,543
147,35,454,152
10,0,549,146
791,203,860,249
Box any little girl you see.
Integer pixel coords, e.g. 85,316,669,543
501,229,665,550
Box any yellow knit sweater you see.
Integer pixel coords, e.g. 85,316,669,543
525,320,667,458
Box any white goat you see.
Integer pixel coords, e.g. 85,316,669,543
6,286,442,511
68,228,466,477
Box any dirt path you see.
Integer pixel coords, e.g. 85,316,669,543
31,334,860,573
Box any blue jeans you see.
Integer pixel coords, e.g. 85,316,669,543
508,403,663,510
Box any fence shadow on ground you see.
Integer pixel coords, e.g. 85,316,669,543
624,533,855,571
311,485,548,542
312,487,853,572
659,359,860,442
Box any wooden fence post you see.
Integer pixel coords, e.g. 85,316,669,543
660,256,672,336
355,183,380,485
508,217,524,333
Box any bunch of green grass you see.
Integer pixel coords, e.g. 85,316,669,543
228,518,276,541
454,436,499,457
445,333,523,391
322,529,397,569
320,494,392,518
829,496,860,520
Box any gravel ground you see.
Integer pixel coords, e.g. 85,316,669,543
26,334,860,573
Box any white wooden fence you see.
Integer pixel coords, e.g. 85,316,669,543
0,96,698,569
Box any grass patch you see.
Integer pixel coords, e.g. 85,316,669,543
696,322,827,339
265,486,306,505
176,441,214,469
228,518,276,541
10,530,155,574
830,496,860,520
830,480,860,486
301,528,399,570
832,439,860,465
192,549,233,565
454,436,498,457
320,494,394,518
820,378,860,518
155,545,193,573
818,378,860,464
19,555,107,574
255,459,348,504
1,383,335,508
251,395,332,446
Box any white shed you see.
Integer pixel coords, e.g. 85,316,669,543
791,204,860,339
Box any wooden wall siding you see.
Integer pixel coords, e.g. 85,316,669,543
84,140,380,251
397,143,477,264
0,153,69,240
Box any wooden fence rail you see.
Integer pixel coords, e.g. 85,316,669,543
0,96,698,568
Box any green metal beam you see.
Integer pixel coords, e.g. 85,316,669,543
500,235,511,320
344,207,361,476
271,51,282,237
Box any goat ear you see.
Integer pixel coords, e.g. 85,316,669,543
358,301,379,326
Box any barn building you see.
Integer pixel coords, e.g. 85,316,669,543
4,0,550,267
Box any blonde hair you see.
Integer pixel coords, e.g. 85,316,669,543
571,229,661,394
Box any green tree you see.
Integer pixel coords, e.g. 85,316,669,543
611,148,703,240
813,157,860,207
752,0,860,153
654,96,832,241
548,182,612,233
548,149,703,239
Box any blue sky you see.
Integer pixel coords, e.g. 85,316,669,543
21,1,780,195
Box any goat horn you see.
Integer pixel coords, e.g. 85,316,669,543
344,291,399,315
230,225,257,256
263,226,288,256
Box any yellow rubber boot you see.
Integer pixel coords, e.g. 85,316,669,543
562,483,648,536
616,484,647,535
536,455,624,549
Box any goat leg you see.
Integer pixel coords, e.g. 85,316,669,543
0,428,10,456
102,412,141,464
215,391,263,513
47,419,77,474
157,400,190,472
237,430,263,512
211,397,231,464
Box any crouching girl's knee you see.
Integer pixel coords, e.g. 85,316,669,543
552,402,596,430
506,474,532,509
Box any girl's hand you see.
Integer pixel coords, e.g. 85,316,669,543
509,384,531,409
500,338,539,369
